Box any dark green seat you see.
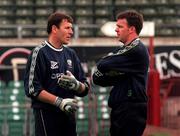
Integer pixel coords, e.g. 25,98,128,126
97,94,110,119
0,80,6,88
76,119,89,135
6,107,26,136
8,121,25,136
0,110,5,132
0,80,6,104
7,81,24,89
76,96,89,119
6,88,26,104
0,93,4,102
96,93,110,136
76,96,89,135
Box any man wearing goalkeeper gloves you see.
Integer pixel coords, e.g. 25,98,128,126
93,10,149,136
24,12,89,136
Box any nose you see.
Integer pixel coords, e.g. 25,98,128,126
115,27,118,33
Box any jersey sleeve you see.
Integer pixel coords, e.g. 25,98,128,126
24,46,46,98
92,68,121,87
93,45,149,86
98,47,147,74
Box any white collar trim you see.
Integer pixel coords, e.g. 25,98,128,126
45,41,63,52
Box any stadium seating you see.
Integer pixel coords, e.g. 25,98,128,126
95,0,112,5
7,80,24,89
6,108,26,136
0,80,5,136
76,96,89,135
0,80,5,105
0,80,5,89
35,29,48,37
5,87,27,136
0,29,16,38
92,86,111,136
35,0,53,5
75,0,93,5
16,19,33,25
35,8,53,16
0,80,111,136
76,119,89,136
0,0,179,37
0,80,32,136
0,109,5,136
16,9,33,16
56,7,73,15
97,94,110,136
0,0,13,5
55,0,73,5
16,0,33,6
76,8,93,16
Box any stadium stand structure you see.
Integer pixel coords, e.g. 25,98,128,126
95,87,110,136
0,0,180,38
0,80,31,136
0,80,6,136
75,96,89,135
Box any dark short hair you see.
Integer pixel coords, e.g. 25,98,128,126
116,10,143,34
47,12,73,34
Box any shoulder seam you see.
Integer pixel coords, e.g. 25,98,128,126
103,39,140,58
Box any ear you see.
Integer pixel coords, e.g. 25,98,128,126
52,25,58,33
129,26,136,34
131,26,136,32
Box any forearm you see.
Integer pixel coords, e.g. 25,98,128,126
37,90,57,105
37,90,78,115
75,81,89,97
93,73,116,87
92,68,122,87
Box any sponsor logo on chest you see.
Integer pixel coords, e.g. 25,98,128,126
50,61,59,69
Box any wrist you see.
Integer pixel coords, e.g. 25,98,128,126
54,97,63,107
76,82,86,94
74,80,80,91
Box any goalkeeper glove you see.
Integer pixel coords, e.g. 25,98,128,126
57,71,81,93
54,97,78,115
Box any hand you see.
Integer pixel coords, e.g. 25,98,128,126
57,71,80,92
55,97,78,115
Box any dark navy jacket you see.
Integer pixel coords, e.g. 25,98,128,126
24,41,88,109
93,38,149,108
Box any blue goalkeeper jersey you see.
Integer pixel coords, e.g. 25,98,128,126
24,41,88,109
93,38,149,108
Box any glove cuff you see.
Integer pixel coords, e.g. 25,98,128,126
74,80,80,91
54,97,63,107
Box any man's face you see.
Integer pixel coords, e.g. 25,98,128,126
56,19,73,45
115,19,130,44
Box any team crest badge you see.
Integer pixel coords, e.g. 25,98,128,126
67,59,72,68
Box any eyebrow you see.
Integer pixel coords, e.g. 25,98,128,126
116,24,123,27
